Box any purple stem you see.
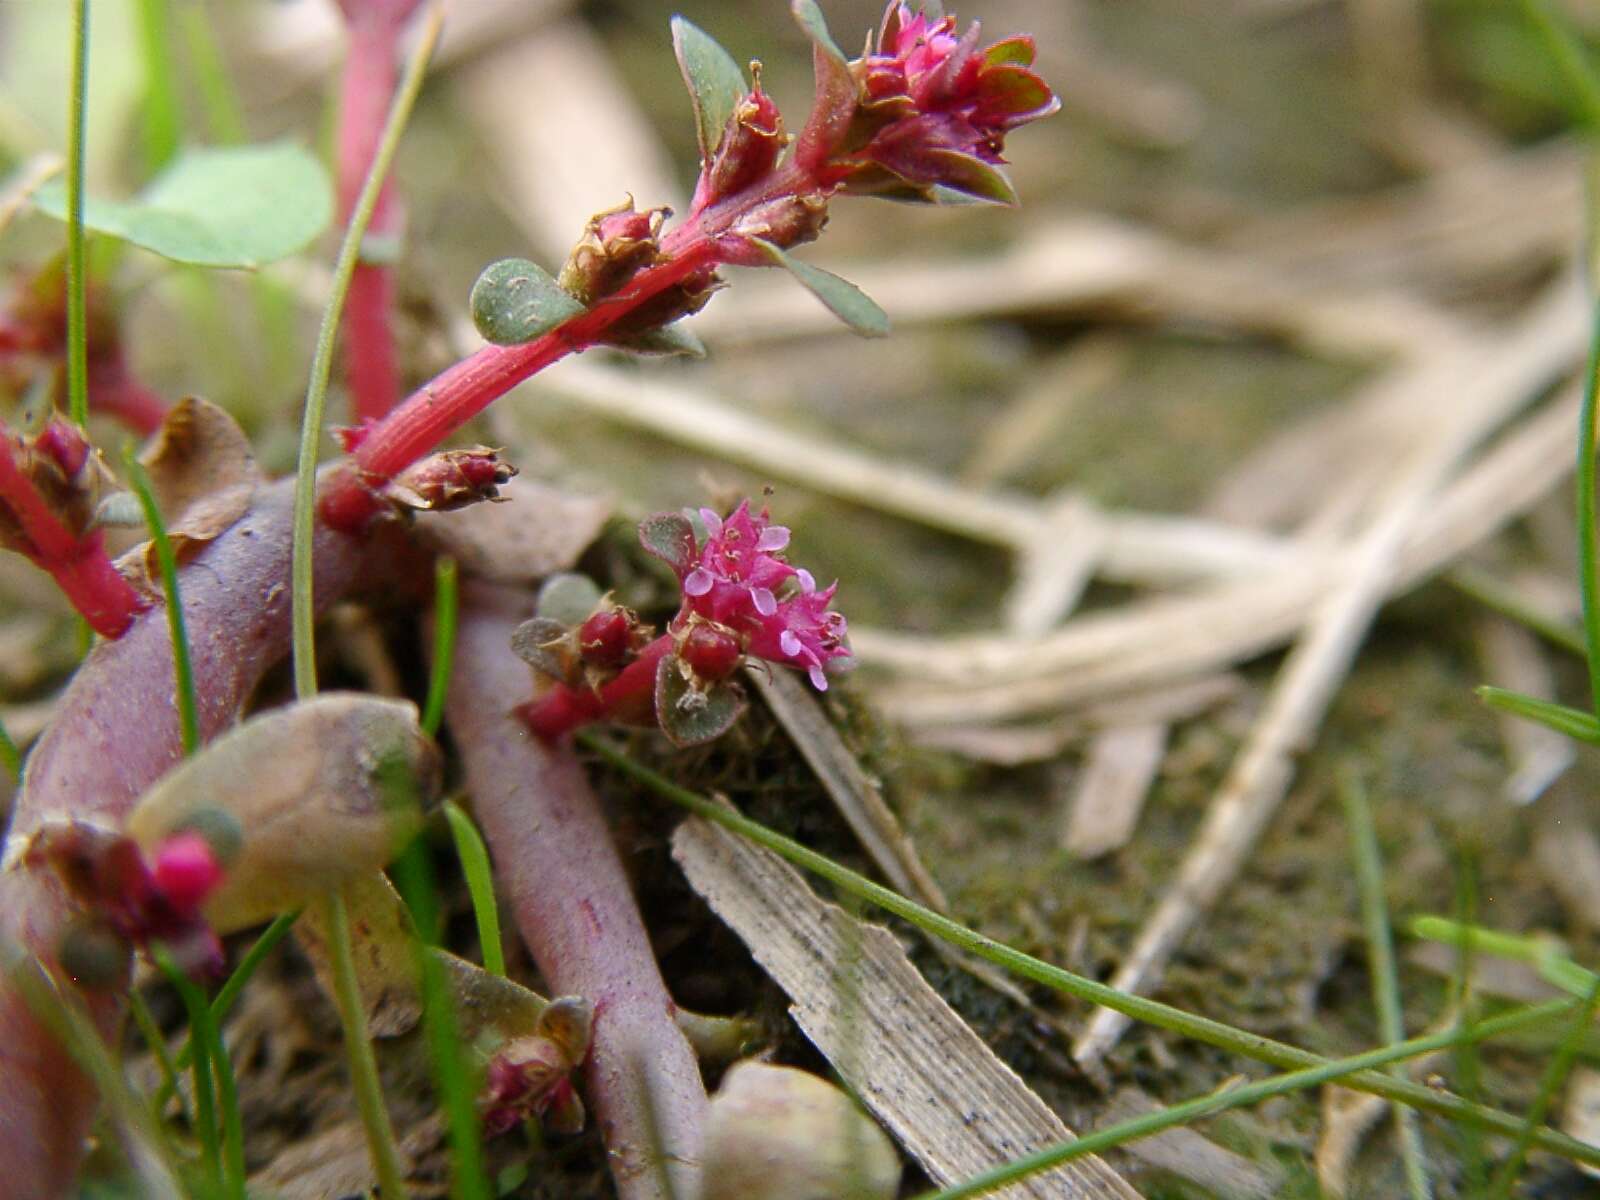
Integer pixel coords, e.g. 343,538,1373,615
0,478,409,1197
446,582,707,1200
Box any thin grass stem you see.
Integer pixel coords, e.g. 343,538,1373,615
1340,771,1430,1200
123,447,199,757
133,0,180,170
443,800,504,977
177,3,246,144
161,909,301,1113
580,734,1600,1166
1488,973,1600,1200
154,950,222,1194
320,890,409,1198
1448,566,1586,659
0,715,19,782
422,556,457,736
65,0,90,429
290,2,443,700
393,839,492,1200
127,989,185,1123
1517,0,1600,129
917,997,1578,1200
1576,299,1600,715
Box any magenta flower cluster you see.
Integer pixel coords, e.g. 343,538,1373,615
672,500,850,690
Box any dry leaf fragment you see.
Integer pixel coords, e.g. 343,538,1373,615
120,396,262,590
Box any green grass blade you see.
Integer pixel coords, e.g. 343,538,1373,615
127,989,185,1124
161,909,302,1113
65,0,90,429
123,446,199,757
291,3,444,700
0,714,20,782
1488,973,1600,1199
154,950,223,1194
1476,685,1600,743
443,800,505,977
393,839,492,1200
1340,772,1430,1200
320,890,409,1199
1448,566,1586,658
579,734,1600,1166
422,556,458,737
133,0,181,171
917,997,1577,1200
1517,0,1600,129
177,2,246,145
1576,299,1600,715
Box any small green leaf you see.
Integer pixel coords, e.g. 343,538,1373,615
610,324,708,358
791,0,846,64
983,36,1037,69
469,258,585,345
921,150,1019,205
33,142,332,268
509,617,573,684
1477,685,1600,744
536,572,603,625
639,512,698,572
752,238,889,337
671,16,747,161
655,654,747,747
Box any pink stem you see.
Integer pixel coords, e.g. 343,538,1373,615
0,437,146,639
338,18,405,424
519,634,673,741
0,478,411,1196
447,584,706,1200
318,155,825,532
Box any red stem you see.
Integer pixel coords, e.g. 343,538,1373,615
338,18,405,424
0,438,146,639
0,478,411,1196
447,585,707,1200
520,634,673,740
318,156,825,532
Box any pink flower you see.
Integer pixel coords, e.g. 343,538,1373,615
664,500,852,690
809,2,1059,202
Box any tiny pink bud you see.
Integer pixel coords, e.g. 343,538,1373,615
384,447,517,514
559,198,669,305
578,609,633,669
697,81,788,212
681,624,742,683
151,831,225,915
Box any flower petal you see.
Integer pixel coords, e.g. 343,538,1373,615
756,525,791,552
751,587,778,616
684,568,715,596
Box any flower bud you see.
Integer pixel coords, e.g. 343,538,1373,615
701,1063,900,1200
696,81,787,211
150,831,226,914
558,199,668,306
384,447,516,514
578,608,633,669
679,623,742,684
720,193,830,261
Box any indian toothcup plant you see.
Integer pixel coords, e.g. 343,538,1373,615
0,2,1055,1197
